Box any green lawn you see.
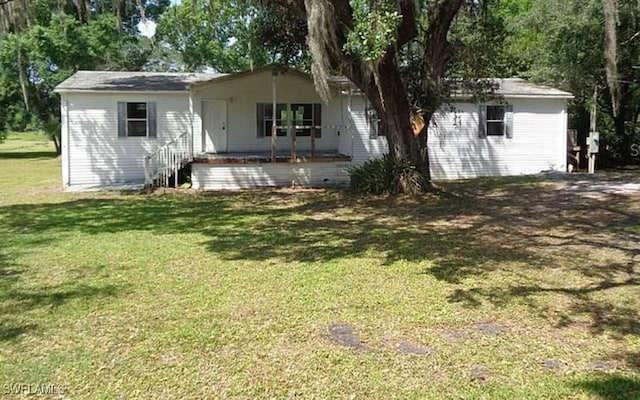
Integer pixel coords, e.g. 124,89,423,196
1,134,639,399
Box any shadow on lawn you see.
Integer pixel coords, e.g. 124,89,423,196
0,243,125,342
0,177,638,342
574,375,640,400
438,181,640,338
0,190,543,270
0,151,57,159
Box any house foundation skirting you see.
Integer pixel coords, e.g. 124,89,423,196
191,161,351,190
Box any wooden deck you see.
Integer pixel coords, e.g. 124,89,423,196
192,151,351,164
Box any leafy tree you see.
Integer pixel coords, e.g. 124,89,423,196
254,0,506,191
156,0,270,72
0,0,168,151
500,0,639,165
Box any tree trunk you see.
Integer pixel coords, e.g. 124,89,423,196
363,59,431,184
16,36,29,112
52,134,61,155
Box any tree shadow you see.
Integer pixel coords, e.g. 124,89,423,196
0,151,58,159
0,190,544,275
435,178,640,340
0,235,126,342
0,176,637,344
573,376,640,400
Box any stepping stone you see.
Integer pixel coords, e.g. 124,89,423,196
541,359,560,370
327,323,367,350
585,360,624,372
476,322,503,336
441,329,468,342
395,341,435,356
468,364,489,383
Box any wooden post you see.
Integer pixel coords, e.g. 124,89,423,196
271,73,277,163
588,86,597,174
291,124,297,162
310,126,316,160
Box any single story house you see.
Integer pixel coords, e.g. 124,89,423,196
54,65,573,191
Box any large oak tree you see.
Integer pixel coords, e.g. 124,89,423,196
260,0,473,190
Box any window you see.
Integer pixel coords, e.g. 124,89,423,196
127,102,148,137
117,101,157,138
291,103,321,137
262,103,288,137
256,103,322,138
486,105,505,136
479,104,513,139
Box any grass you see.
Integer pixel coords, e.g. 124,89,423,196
0,133,639,399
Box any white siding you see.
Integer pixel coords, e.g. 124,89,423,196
63,92,190,187
428,99,567,180
346,96,389,165
62,72,568,191
191,162,350,190
192,70,343,154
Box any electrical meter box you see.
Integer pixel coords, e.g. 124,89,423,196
588,131,600,153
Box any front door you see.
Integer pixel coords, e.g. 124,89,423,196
202,100,227,153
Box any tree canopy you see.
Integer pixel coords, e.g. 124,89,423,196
0,0,637,173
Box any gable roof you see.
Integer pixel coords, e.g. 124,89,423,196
189,64,313,89
54,71,225,92
491,78,573,98
54,69,573,99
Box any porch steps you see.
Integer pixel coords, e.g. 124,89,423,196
144,131,193,188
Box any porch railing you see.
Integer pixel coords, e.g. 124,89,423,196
144,131,193,188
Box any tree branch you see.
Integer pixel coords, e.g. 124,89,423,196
396,0,417,47
423,0,464,80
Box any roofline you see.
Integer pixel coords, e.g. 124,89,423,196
54,89,189,95
338,92,574,100
503,94,574,99
190,64,312,90
444,92,574,101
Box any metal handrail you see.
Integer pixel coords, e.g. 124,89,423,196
144,131,193,188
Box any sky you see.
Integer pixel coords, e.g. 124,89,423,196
138,0,182,37
138,19,157,38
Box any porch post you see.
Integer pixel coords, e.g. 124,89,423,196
291,123,297,162
310,126,315,160
271,73,277,163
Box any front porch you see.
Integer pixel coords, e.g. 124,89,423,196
192,150,351,164
190,151,352,190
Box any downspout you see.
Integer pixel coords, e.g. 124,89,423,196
188,86,195,156
271,72,277,162
64,99,71,187
561,100,568,172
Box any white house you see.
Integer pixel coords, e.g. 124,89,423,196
54,65,573,191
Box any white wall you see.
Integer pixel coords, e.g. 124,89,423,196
62,92,190,187
191,162,350,190
346,97,567,180
428,99,567,180
345,96,389,164
62,76,567,190
192,70,343,154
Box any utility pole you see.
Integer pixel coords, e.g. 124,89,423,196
588,86,599,174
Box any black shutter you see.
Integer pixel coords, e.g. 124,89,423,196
256,103,265,138
117,102,127,137
478,104,487,139
505,104,514,139
313,103,321,138
147,102,157,138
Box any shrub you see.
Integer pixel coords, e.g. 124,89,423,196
348,153,424,195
